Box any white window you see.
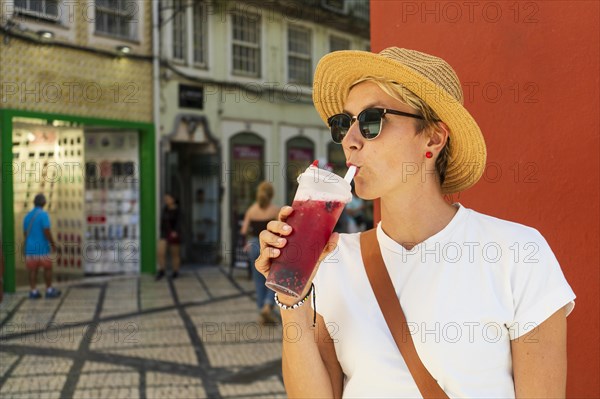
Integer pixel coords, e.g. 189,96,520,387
192,1,207,66
95,0,137,40
14,0,60,22
231,12,261,77
329,35,350,52
172,0,187,61
322,0,345,13
348,1,370,21
288,25,312,86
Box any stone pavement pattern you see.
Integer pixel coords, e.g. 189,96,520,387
0,267,286,398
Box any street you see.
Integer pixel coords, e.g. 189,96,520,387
0,267,285,398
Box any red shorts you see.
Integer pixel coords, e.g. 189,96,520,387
26,256,53,270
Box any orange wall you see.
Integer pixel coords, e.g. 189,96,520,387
370,1,599,397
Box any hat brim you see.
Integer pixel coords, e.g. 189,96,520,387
313,50,487,194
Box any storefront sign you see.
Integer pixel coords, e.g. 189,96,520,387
232,145,262,160
179,84,204,109
288,147,314,161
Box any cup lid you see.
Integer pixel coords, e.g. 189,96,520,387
295,165,352,203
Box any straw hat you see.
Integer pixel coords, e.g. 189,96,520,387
313,47,487,194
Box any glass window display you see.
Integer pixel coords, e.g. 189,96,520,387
12,121,140,277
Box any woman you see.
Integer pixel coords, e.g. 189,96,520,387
241,181,279,324
255,48,575,398
156,193,182,280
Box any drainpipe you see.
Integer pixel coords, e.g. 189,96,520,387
152,0,161,255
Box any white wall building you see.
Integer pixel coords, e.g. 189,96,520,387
157,0,370,267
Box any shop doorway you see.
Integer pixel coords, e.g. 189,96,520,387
165,143,221,265
1,110,156,293
229,132,265,270
285,137,315,204
10,121,144,284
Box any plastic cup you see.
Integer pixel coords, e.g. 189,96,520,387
265,165,352,298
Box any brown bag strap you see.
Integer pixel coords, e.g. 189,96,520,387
24,209,41,243
360,229,449,399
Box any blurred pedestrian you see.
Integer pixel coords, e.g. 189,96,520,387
345,183,366,232
240,181,279,324
23,194,60,299
156,193,182,280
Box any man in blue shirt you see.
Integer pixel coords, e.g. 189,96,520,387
23,194,60,299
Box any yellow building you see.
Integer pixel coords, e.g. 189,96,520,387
1,0,157,291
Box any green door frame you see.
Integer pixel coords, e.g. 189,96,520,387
0,109,156,293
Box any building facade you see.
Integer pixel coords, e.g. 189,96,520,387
0,0,157,291
157,0,370,267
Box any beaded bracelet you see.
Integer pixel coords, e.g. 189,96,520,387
274,283,313,310
274,283,317,327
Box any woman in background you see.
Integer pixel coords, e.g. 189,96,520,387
241,181,279,324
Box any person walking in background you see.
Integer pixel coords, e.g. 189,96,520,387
345,183,367,233
156,193,182,280
23,194,60,299
241,181,279,324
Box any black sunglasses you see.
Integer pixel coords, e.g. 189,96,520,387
328,108,424,144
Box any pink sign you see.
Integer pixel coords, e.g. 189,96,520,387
288,147,314,161
233,145,262,160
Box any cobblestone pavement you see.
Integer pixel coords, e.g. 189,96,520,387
0,267,286,398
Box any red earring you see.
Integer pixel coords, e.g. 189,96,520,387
425,151,433,158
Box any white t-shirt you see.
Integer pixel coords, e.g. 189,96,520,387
313,203,576,398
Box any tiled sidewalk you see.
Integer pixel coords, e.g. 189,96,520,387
0,267,285,398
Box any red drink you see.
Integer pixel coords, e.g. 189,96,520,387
266,199,345,298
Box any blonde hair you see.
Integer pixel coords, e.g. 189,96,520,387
351,76,451,186
256,181,274,209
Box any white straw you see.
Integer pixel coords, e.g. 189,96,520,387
344,165,357,184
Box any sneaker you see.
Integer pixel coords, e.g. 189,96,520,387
155,270,165,281
45,287,61,299
29,290,42,299
171,271,179,279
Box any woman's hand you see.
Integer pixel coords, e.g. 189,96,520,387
255,205,340,304
255,206,294,278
